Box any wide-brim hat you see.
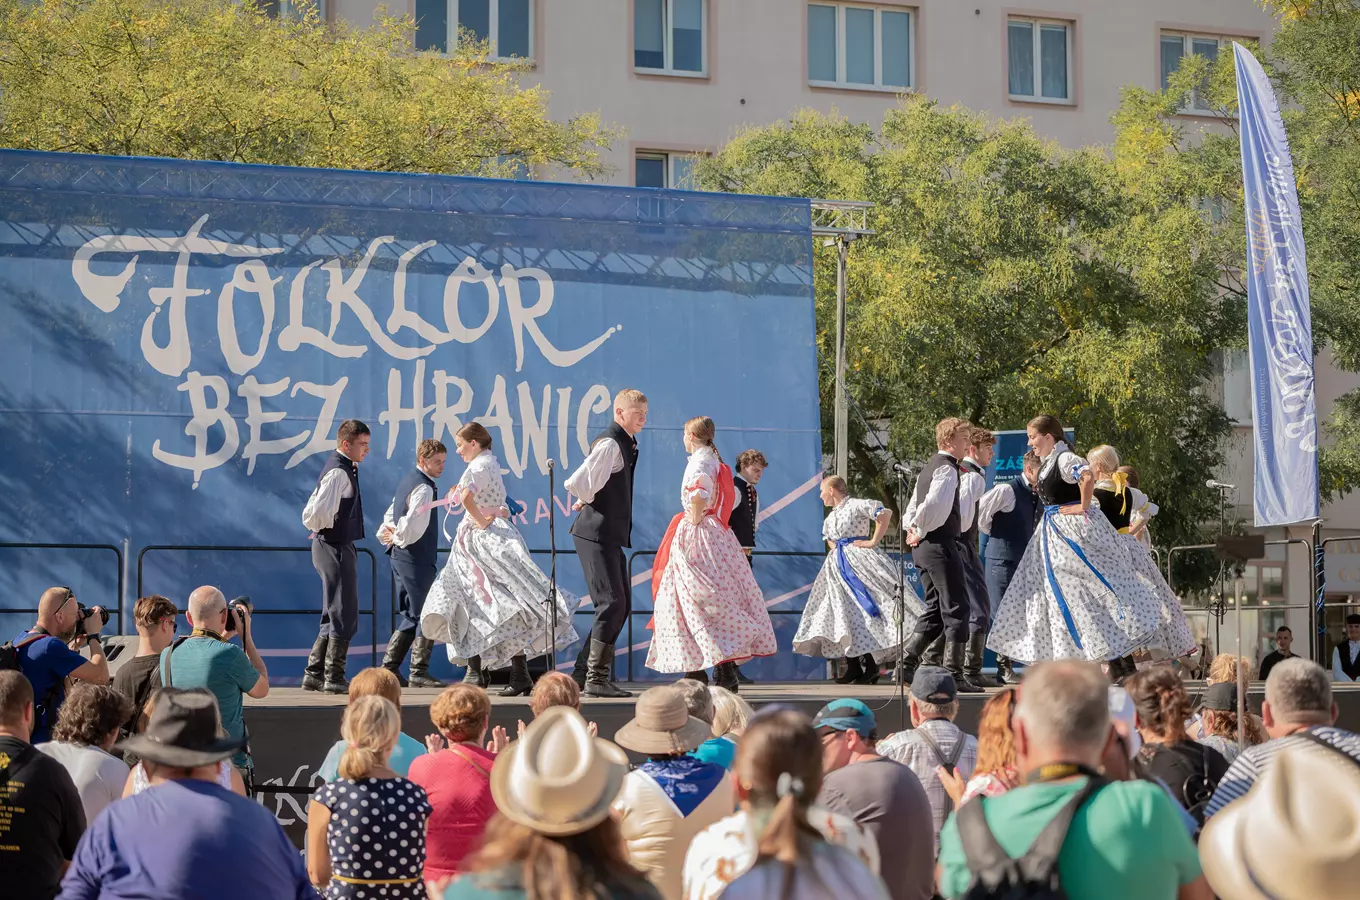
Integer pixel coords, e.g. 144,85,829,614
114,688,245,768
490,706,629,837
1200,746,1360,899
613,686,713,755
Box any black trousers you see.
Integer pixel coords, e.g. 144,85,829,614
312,539,358,641
959,539,991,634
572,535,630,644
910,536,970,643
391,556,437,634
984,555,1021,623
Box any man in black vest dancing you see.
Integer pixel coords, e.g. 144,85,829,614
377,438,448,689
301,419,370,693
901,417,981,692
978,450,1041,685
957,426,997,686
565,388,647,698
728,449,768,685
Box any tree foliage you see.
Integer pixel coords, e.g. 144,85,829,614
696,99,1233,564
0,0,618,178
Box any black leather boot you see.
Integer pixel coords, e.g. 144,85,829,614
922,634,946,668
965,633,999,687
501,654,533,696
715,661,739,693
570,642,590,690
584,639,631,698
853,653,880,685
894,631,934,686
683,669,710,684
382,630,415,687
322,638,350,694
462,655,487,688
835,654,864,684
996,655,1018,685
409,637,446,688
945,640,984,693
302,635,328,692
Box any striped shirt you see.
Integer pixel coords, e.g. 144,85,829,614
1203,725,1360,819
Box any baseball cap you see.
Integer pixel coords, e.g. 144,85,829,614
910,666,957,704
811,699,876,738
1202,682,1238,712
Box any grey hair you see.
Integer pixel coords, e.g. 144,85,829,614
186,586,226,625
673,678,715,725
1264,657,1333,722
1014,660,1111,751
709,686,754,737
914,698,959,721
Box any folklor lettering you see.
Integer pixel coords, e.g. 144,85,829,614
72,217,621,487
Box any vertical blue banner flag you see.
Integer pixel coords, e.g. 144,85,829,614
1233,43,1319,527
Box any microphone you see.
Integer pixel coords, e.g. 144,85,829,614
1206,479,1237,490
892,462,914,478
547,459,555,471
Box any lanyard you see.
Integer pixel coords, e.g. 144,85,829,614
1024,762,1103,785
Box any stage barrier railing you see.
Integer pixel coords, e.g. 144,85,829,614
136,545,381,667
0,542,126,634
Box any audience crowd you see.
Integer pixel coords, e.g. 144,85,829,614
2,583,1359,900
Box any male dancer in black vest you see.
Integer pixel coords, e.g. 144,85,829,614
565,388,647,698
301,419,370,693
901,417,981,691
377,438,448,689
978,450,1041,685
728,449,767,685
957,427,997,686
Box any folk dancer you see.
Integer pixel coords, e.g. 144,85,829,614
301,419,370,694
792,475,923,684
646,417,776,692
957,427,998,686
564,388,648,698
727,449,768,685
977,450,1042,685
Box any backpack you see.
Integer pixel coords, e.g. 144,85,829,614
0,631,66,730
919,726,967,814
958,777,1106,900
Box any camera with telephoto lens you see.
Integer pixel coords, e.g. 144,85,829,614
225,596,253,634
73,602,109,636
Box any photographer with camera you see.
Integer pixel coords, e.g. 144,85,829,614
153,586,268,786
4,586,110,744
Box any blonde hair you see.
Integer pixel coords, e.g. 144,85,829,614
1087,444,1121,478
530,672,581,717
613,388,648,410
822,475,848,496
709,686,753,738
936,417,971,448
685,415,724,464
1208,654,1253,686
338,695,401,780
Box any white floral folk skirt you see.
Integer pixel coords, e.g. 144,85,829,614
793,544,924,661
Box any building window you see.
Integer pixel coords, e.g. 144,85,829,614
1161,32,1229,113
1222,348,1253,425
260,0,325,18
1007,17,1072,103
808,4,913,90
636,152,699,189
635,0,706,75
415,0,534,60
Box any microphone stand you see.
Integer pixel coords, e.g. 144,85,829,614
891,464,912,731
544,459,558,672
1210,483,1232,660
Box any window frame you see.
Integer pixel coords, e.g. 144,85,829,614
633,0,708,78
634,150,703,190
1159,30,1232,116
1006,15,1075,106
807,3,915,93
262,0,326,19
446,0,536,62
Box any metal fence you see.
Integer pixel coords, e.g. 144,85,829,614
0,542,126,634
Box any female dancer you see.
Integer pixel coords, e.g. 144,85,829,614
792,475,922,684
421,422,578,696
646,416,776,692
1088,445,1197,679
986,415,1161,668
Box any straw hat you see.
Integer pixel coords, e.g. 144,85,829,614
1200,746,1360,899
614,686,713,756
490,706,629,837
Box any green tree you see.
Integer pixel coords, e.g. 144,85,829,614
0,0,617,177
696,100,1233,564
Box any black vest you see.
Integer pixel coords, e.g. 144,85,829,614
984,479,1041,562
389,467,438,568
1339,641,1360,680
912,452,961,541
1036,453,1082,506
570,422,638,547
730,474,758,548
317,450,364,545
1094,487,1134,531
959,458,985,547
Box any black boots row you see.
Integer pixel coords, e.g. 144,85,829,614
570,639,631,698
302,635,351,694
834,653,882,685
380,630,446,689
892,632,988,693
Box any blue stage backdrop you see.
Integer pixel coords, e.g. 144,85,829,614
0,149,827,682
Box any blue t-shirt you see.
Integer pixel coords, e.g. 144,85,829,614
13,632,87,745
157,638,260,768
57,778,316,900
691,735,736,770
318,731,426,781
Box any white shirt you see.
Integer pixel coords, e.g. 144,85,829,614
380,483,435,548
957,456,986,532
1039,441,1088,489
1332,641,1360,682
564,436,625,503
978,477,1036,535
36,742,129,824
301,457,356,532
904,454,960,537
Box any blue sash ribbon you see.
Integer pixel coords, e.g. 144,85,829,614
835,537,882,618
1040,506,1124,650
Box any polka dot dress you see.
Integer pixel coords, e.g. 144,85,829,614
312,777,432,900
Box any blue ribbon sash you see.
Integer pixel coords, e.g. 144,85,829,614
835,537,882,618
